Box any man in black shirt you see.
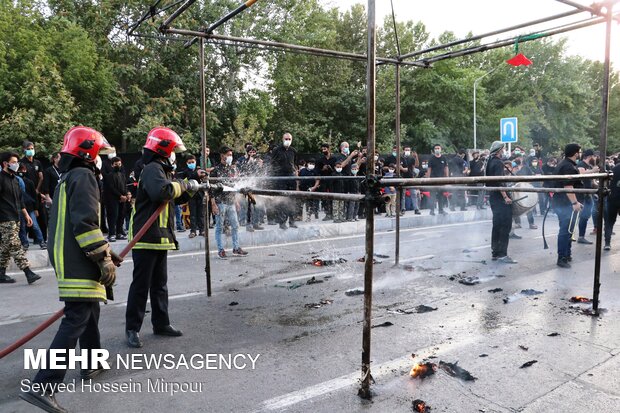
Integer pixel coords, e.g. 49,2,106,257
426,144,449,215
316,143,335,220
177,155,207,237
552,143,584,268
604,161,620,250
42,153,61,202
0,152,41,284
485,141,517,264
21,141,47,239
103,157,128,242
270,133,298,229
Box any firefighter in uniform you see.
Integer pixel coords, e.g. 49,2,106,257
20,126,121,413
125,127,200,348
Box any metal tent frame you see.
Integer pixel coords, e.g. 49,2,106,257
128,0,616,398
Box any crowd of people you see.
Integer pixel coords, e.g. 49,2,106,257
1,126,620,413
7,134,620,267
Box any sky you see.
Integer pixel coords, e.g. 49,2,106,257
321,0,619,64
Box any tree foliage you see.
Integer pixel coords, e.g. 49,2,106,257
1,0,619,158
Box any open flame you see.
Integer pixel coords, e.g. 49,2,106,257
412,399,429,412
570,296,592,303
409,362,437,379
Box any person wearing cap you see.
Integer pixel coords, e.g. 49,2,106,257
575,149,600,244
485,141,517,264
552,143,584,268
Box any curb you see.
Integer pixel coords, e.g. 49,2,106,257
10,209,492,271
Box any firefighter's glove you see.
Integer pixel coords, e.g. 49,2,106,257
111,250,123,267
98,255,116,287
85,244,116,287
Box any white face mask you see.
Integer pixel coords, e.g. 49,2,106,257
169,151,176,164
283,140,291,147
95,156,102,170
307,164,315,171
107,152,117,159
374,155,379,161
225,156,233,165
434,149,441,156
8,162,19,172
388,169,395,174
335,167,343,173
404,151,411,157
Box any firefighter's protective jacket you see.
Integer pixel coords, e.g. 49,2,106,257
48,166,108,302
129,159,188,250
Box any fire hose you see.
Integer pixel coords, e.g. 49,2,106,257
0,202,169,360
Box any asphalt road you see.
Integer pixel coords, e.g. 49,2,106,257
1,217,619,413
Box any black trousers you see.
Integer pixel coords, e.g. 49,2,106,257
34,301,101,384
605,198,620,244
490,198,512,258
188,195,204,233
105,199,123,237
126,249,170,332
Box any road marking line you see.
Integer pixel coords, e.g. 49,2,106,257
0,291,206,326
253,336,478,412
398,254,435,263
13,220,491,272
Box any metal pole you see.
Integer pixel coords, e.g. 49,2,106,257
593,8,613,315
414,14,615,65
395,63,401,266
387,173,608,186
473,79,477,151
359,0,376,400
199,37,212,296
164,28,427,67
399,9,582,60
185,0,260,48
159,0,197,31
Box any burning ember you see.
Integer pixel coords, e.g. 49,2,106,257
410,362,437,379
570,296,592,303
412,399,431,412
311,258,347,266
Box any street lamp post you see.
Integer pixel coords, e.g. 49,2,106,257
473,68,497,150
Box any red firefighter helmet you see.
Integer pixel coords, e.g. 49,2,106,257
61,126,114,161
143,127,187,158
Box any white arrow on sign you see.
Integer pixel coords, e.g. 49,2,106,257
503,121,515,140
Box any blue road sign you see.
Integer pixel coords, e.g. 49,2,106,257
500,117,518,143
